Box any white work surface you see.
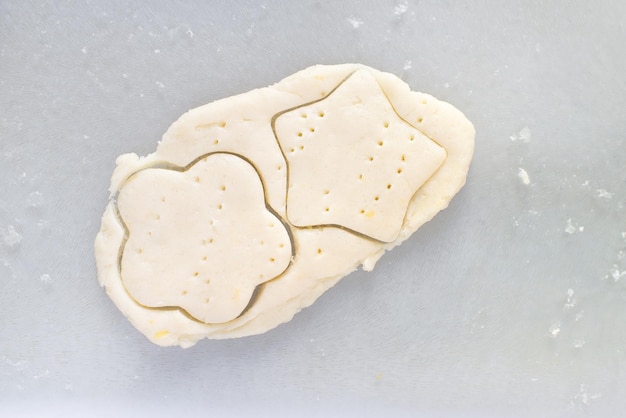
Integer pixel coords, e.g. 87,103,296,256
1,1,625,416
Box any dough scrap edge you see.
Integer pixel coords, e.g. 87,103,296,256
94,63,475,347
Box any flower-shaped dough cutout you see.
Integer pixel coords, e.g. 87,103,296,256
117,153,292,324
274,70,447,242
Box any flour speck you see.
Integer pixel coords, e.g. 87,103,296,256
595,188,614,199
394,2,409,16
548,322,561,337
347,16,364,28
510,127,531,142
518,168,530,185
2,225,22,247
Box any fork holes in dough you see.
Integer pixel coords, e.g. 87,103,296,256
384,122,389,128
318,111,325,117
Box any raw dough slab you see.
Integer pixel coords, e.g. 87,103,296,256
94,63,475,347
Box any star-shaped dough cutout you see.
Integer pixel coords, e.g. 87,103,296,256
274,70,447,242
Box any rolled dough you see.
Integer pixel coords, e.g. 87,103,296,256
94,64,475,347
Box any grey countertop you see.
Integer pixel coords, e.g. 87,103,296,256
1,1,625,416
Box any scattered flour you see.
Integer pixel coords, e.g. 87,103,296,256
517,167,530,185
595,188,614,199
510,127,531,142
40,273,52,283
571,384,601,407
548,322,561,337
403,60,412,71
574,310,584,321
347,16,364,28
394,2,409,16
2,225,22,247
564,288,575,310
608,265,625,282
564,218,583,234
26,191,44,208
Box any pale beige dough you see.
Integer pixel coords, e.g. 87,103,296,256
94,64,475,347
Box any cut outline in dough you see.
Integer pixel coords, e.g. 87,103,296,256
271,70,448,243
112,151,296,325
